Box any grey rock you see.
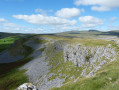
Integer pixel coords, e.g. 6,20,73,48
20,39,117,90
64,44,117,77
20,40,65,90
16,83,38,90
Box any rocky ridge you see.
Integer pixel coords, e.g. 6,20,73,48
64,44,117,77
19,37,117,90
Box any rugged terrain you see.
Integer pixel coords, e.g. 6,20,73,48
0,30,119,90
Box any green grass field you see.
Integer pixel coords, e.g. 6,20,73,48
0,36,21,53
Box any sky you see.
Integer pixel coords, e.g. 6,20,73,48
0,0,119,34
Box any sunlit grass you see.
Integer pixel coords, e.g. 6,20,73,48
0,36,21,53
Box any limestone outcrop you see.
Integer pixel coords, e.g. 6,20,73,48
16,83,38,90
64,44,117,77
19,37,117,90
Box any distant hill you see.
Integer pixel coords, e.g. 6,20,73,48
88,30,100,32
0,32,23,39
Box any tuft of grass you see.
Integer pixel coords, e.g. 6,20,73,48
39,47,45,52
34,38,48,44
0,69,28,90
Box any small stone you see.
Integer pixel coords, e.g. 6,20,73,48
108,77,112,81
16,83,38,90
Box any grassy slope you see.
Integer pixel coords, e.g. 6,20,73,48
0,33,33,53
0,36,21,53
56,30,119,39
0,33,34,90
56,31,102,39
51,42,119,90
45,44,83,83
52,59,119,90
39,33,119,90
40,34,118,90
0,34,50,90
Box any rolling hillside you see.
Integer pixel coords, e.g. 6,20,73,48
0,30,119,90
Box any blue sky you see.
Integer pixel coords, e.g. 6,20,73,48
0,0,119,33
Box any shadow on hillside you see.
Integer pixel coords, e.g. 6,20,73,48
0,44,11,53
42,34,76,39
68,32,80,34
96,31,119,37
0,32,23,39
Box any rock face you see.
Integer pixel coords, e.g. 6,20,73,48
16,83,38,90
64,44,117,77
20,39,65,90
20,37,117,90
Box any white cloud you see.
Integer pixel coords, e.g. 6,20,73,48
13,14,77,26
55,8,81,18
35,9,53,15
0,18,26,33
59,26,81,31
48,26,82,33
0,18,20,27
108,25,119,30
91,6,110,11
0,18,6,22
110,17,117,23
35,9,47,15
2,22,20,27
80,8,85,12
74,0,119,11
0,18,48,33
79,16,104,28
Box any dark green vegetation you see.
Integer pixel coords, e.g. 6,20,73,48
0,36,20,53
0,32,33,53
0,33,34,90
0,58,32,90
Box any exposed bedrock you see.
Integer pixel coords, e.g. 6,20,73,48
64,44,117,77
20,38,117,90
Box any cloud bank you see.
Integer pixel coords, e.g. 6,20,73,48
13,14,77,26
55,8,81,18
74,0,119,11
79,16,104,28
